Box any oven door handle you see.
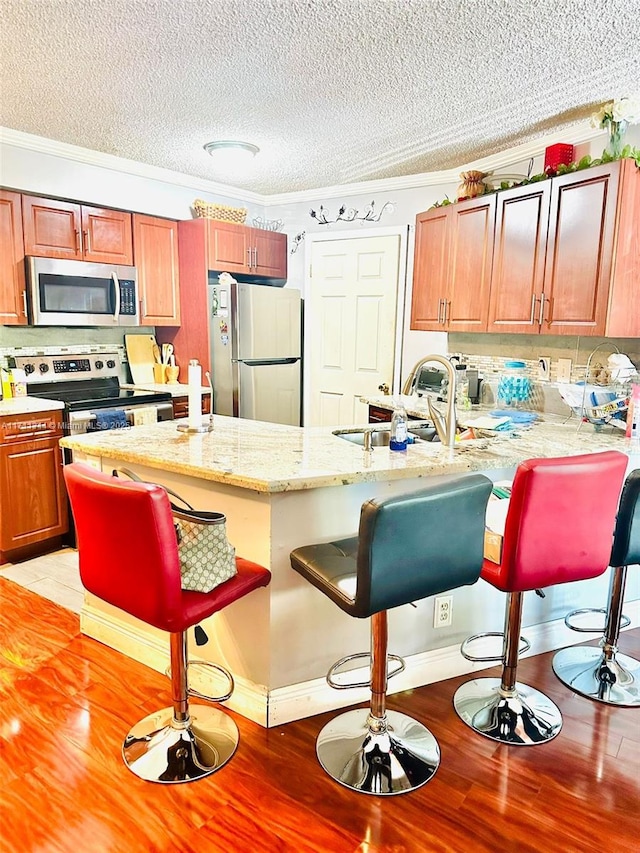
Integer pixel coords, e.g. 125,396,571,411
112,272,121,324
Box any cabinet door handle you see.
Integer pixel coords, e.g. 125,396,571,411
442,300,449,325
437,298,443,324
253,247,258,268
22,290,28,319
530,293,538,324
538,292,546,325
75,229,81,252
83,230,90,254
247,247,253,268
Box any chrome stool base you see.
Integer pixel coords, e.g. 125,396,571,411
453,678,562,745
552,646,640,706
123,704,239,783
315,708,440,795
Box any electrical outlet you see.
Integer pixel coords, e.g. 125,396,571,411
557,358,572,383
434,595,453,628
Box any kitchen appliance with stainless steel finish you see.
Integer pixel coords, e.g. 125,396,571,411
15,351,173,434
26,257,140,327
209,281,301,426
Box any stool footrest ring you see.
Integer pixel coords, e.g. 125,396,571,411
564,607,631,634
327,651,405,690
460,631,531,663
166,661,235,703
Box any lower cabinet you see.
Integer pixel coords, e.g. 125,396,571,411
0,412,68,563
368,405,393,423
172,395,212,420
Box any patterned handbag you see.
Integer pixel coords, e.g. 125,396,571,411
113,469,237,592
172,505,237,592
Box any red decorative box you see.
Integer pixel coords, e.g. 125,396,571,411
544,143,574,171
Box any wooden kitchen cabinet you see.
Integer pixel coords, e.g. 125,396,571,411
0,412,68,564
487,181,552,333
411,194,495,332
368,405,393,423
488,159,639,337
207,220,287,278
252,228,288,277
22,195,133,265
172,394,212,420
0,190,28,325
133,214,180,325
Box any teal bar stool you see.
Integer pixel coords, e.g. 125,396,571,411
290,474,492,796
553,469,640,705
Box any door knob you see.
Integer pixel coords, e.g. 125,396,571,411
378,383,390,395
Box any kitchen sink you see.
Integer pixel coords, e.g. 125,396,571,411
333,424,438,447
335,429,392,447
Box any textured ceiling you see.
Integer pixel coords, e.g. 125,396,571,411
1,0,639,195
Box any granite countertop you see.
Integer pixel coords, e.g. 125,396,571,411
59,413,633,494
0,396,65,416
121,383,212,397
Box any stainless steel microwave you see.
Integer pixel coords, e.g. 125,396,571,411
26,257,140,327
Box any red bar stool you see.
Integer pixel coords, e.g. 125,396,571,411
553,468,640,705
290,474,492,795
64,462,270,784
453,451,628,745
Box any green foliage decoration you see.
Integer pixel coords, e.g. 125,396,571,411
429,150,640,209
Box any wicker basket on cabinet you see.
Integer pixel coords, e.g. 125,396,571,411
192,199,247,223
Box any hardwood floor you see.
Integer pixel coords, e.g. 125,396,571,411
1,576,638,853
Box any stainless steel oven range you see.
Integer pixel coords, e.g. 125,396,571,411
15,351,174,434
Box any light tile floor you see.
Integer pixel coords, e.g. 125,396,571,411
1,548,83,613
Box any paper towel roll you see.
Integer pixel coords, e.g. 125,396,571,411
188,360,203,430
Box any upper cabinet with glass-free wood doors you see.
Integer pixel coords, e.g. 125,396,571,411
0,190,28,325
489,159,639,337
22,195,133,265
410,194,495,333
133,214,180,326
206,220,287,278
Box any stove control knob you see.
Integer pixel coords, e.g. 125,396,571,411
38,363,49,374
24,363,35,375
95,360,104,370
106,359,116,369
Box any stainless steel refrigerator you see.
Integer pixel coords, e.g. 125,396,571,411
209,281,302,425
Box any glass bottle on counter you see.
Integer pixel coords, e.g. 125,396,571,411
390,400,408,451
455,364,471,410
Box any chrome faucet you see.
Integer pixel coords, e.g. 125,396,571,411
401,355,457,448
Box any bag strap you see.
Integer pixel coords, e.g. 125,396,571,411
112,467,194,510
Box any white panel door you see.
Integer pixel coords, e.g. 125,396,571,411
308,235,400,426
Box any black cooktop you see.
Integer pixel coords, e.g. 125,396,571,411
26,378,172,412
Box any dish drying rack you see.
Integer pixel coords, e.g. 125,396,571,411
570,344,638,432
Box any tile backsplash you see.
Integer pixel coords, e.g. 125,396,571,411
450,333,640,385
450,333,640,415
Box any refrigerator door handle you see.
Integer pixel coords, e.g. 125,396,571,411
235,358,299,366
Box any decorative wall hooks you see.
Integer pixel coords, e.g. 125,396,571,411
290,232,306,254
309,200,394,226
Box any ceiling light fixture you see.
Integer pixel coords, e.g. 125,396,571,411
203,140,260,165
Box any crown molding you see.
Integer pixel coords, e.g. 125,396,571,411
1,123,603,209
0,127,265,205
264,125,603,206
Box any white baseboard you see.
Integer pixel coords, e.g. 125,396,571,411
81,599,639,729
266,600,640,726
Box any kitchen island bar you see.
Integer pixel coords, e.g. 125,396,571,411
60,416,638,727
